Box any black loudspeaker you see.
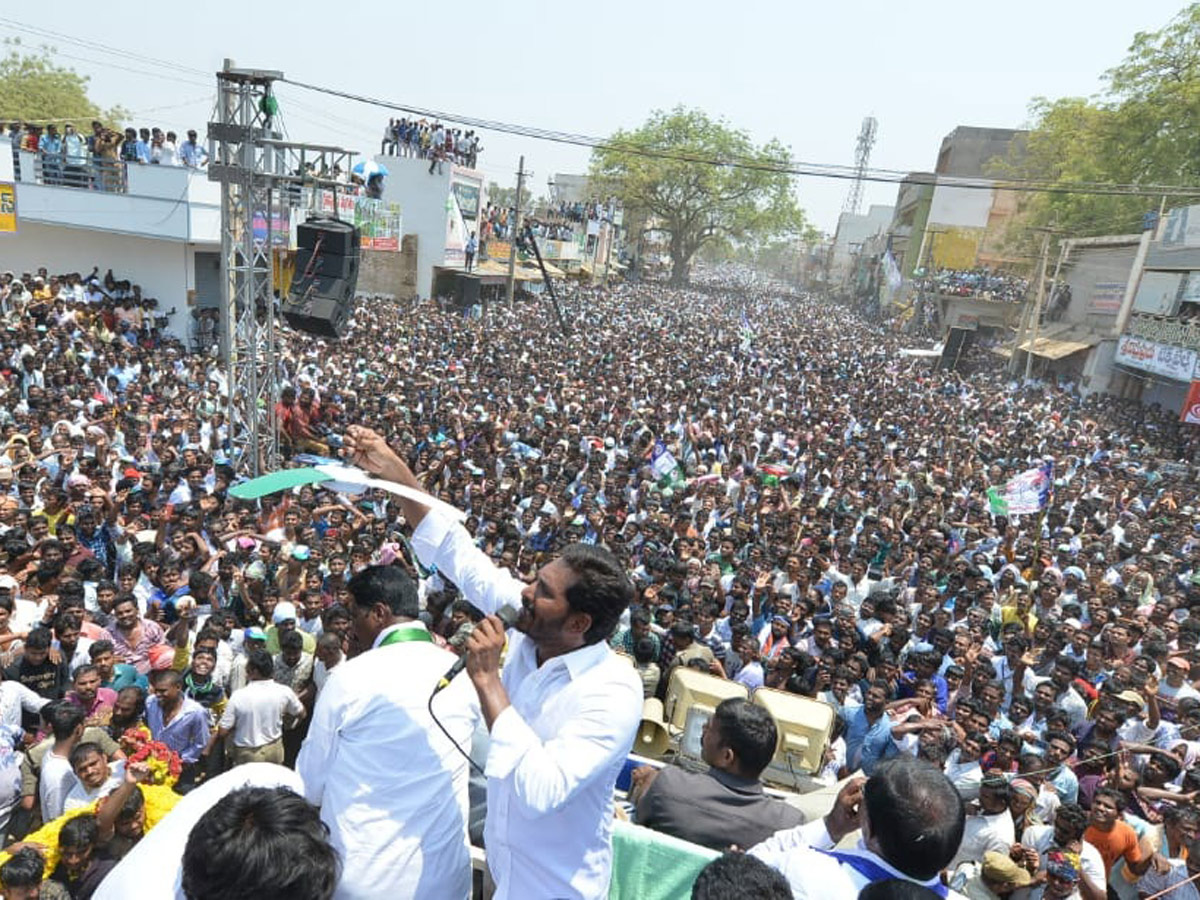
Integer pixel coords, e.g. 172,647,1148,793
284,218,361,338
455,274,481,309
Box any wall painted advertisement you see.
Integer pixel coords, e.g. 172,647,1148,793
1115,335,1199,382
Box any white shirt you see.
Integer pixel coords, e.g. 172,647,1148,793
296,621,478,900
750,819,965,899
413,512,643,900
95,763,303,900
944,750,983,802
0,681,48,733
219,679,303,747
64,760,125,811
951,810,1015,870
39,749,75,822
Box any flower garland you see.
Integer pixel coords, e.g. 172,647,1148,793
118,727,184,786
0,784,181,874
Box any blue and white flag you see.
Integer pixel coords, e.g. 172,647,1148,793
987,461,1054,516
739,311,754,353
651,441,683,485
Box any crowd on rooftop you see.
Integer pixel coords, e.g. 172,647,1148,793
918,268,1031,303
0,262,1189,897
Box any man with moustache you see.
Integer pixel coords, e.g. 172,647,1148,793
345,425,641,900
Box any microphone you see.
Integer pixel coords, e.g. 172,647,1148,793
434,604,519,692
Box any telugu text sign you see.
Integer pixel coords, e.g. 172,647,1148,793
1115,335,1200,382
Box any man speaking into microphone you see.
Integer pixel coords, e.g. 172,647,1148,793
345,425,642,900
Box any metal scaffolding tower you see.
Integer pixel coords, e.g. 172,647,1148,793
207,62,356,476
841,116,878,217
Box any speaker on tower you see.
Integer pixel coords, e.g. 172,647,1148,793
283,216,361,338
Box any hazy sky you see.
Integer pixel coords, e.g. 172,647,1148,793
2,1,1190,231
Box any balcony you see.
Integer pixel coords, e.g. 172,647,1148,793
3,149,220,244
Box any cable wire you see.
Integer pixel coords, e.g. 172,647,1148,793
278,77,1200,200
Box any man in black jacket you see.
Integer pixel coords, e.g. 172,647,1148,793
631,697,804,850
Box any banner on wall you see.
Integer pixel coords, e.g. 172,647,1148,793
316,191,402,252
1115,335,1199,383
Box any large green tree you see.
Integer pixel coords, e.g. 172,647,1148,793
591,107,808,285
0,40,122,124
993,5,1200,243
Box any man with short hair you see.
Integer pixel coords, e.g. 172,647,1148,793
145,669,209,785
631,698,805,850
65,665,116,728
40,702,87,822
99,596,165,676
348,426,642,900
1018,802,1107,900
750,757,965,897
297,565,479,900
211,649,304,767
950,774,1016,870
63,741,123,811
1083,786,1162,879
88,640,146,693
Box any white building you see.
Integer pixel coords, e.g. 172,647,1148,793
0,143,221,344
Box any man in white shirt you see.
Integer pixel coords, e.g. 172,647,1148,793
39,702,87,822
211,649,304,767
311,632,343,694
347,426,642,900
944,730,985,802
297,565,478,900
750,757,966,898
63,741,124,811
950,774,1016,870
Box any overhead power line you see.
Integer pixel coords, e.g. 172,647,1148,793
279,77,1200,200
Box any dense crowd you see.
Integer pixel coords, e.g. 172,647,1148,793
0,261,1193,897
380,119,482,171
918,268,1030,303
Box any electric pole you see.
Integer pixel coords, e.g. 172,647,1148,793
506,156,526,305
1022,229,1054,382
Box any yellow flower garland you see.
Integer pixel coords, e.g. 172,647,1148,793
0,784,181,874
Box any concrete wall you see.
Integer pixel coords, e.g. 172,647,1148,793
358,248,406,297
934,127,1024,177
378,156,484,299
831,205,893,277
0,221,196,341
11,152,219,242
1061,243,1139,332
928,184,994,230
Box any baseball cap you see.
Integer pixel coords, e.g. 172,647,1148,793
244,626,267,642
291,545,311,561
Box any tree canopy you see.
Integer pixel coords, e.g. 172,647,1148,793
590,107,808,284
0,40,122,125
993,4,1200,243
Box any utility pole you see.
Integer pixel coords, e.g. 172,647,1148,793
506,156,526,305
1023,229,1054,382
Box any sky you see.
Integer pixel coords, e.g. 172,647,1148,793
1,1,1192,232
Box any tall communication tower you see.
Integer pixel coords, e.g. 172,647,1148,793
841,116,878,216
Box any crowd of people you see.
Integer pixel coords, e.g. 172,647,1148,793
380,119,482,171
8,122,208,192
918,268,1031,303
0,259,1191,898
